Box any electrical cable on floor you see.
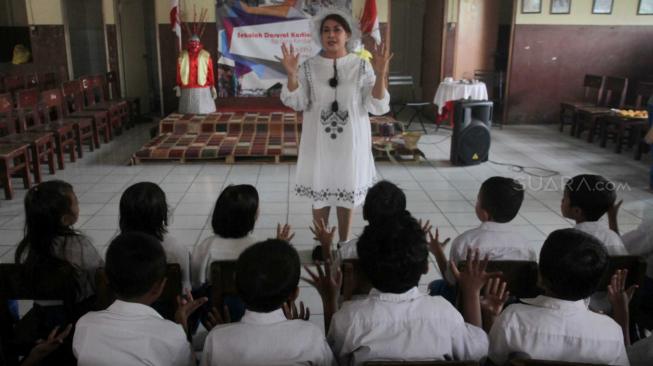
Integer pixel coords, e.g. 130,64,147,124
488,160,560,178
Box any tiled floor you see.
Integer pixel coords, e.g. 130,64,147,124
3,121,653,332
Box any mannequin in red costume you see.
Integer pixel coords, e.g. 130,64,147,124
175,35,217,114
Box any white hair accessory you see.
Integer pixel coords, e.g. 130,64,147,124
311,7,362,53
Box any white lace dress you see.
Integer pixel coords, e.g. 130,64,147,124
281,53,389,208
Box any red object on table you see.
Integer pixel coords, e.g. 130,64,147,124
436,100,455,128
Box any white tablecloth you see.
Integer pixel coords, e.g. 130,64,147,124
433,81,488,113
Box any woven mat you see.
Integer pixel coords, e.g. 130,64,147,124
133,112,405,163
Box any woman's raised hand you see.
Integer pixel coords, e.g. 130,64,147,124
370,40,393,77
278,43,300,76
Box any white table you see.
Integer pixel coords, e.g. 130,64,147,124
433,81,489,113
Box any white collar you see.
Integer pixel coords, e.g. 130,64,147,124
575,221,605,230
521,295,589,312
479,221,514,232
107,299,163,319
240,308,287,325
368,287,424,302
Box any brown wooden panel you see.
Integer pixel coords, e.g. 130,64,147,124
106,25,120,92
5,25,68,82
506,24,653,124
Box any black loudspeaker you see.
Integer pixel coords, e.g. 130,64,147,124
449,100,493,166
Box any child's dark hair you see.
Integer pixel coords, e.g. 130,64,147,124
119,182,168,241
321,14,352,34
357,213,428,293
539,228,608,301
105,232,167,300
15,180,79,272
363,180,408,226
212,184,259,238
565,174,616,221
236,239,300,312
479,176,524,223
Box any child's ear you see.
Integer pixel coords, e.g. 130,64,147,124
288,286,299,302
151,277,167,300
61,213,74,226
422,260,429,275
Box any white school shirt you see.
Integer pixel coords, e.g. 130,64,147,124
200,308,336,366
328,287,488,365
575,221,628,255
162,235,191,291
338,238,358,259
488,295,629,366
622,220,653,278
73,300,193,366
445,222,537,283
190,234,257,287
628,335,653,366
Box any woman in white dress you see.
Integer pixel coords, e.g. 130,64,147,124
280,8,392,242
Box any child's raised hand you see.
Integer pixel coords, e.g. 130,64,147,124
202,305,231,331
302,260,342,304
418,219,433,235
283,300,310,321
608,269,638,312
175,290,208,332
310,219,336,261
481,278,509,318
22,325,73,365
427,228,450,256
452,248,501,295
276,223,296,242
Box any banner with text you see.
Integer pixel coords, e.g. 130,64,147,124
216,0,351,98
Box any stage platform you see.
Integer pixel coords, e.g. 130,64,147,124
131,112,403,164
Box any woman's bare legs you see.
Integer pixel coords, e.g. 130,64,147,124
312,206,331,228
336,206,354,243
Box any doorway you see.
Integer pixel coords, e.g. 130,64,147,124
116,0,159,115
452,0,514,122
63,0,107,78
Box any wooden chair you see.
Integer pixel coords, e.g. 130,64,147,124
0,93,19,136
560,74,604,135
0,91,56,184
597,255,647,290
39,72,57,90
3,75,25,96
509,359,608,366
389,75,432,133
209,260,239,311
25,74,38,90
598,81,653,153
17,88,75,170
40,89,94,160
365,361,479,366
62,80,111,147
80,76,128,135
342,258,372,300
457,260,541,299
95,264,182,320
106,71,140,127
0,263,78,365
0,142,32,200
574,76,628,142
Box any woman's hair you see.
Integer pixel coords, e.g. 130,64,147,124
212,184,259,238
119,182,169,241
15,180,79,273
321,14,352,34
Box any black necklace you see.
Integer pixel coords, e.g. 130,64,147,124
329,59,339,112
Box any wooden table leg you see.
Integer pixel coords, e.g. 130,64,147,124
30,144,42,184
55,133,65,170
0,157,12,200
21,148,31,189
46,139,56,174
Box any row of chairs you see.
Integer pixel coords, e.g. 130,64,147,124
0,258,622,366
0,73,139,200
559,74,653,157
0,72,59,95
